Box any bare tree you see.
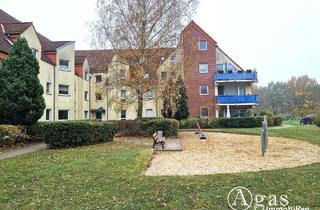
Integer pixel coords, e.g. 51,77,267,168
92,0,198,119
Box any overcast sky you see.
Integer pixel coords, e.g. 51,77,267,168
1,0,319,85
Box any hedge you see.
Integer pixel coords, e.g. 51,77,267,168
315,115,320,127
109,118,179,137
0,125,30,148
142,118,179,137
180,117,279,129
27,121,117,148
110,120,143,136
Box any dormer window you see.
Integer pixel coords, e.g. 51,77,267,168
145,90,155,99
59,59,70,71
199,40,207,50
31,48,38,58
95,75,102,83
143,72,150,79
120,90,126,100
170,53,177,63
120,69,126,79
84,71,90,80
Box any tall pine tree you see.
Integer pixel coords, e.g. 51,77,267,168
0,38,45,125
174,76,189,120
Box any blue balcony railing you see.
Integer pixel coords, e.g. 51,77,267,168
216,95,259,104
215,72,258,81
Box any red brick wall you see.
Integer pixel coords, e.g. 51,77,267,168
182,22,217,118
0,52,8,59
75,65,83,78
44,52,57,65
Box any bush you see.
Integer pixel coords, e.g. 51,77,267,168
314,115,320,127
180,117,274,129
219,117,260,128
0,125,29,147
260,110,274,118
26,122,50,141
180,118,216,129
272,116,283,126
27,121,117,148
110,120,143,136
143,118,179,137
139,117,163,122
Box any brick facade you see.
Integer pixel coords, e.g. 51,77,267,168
0,52,8,59
182,21,217,118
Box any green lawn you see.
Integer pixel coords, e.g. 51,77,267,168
0,124,319,209
0,137,319,209
183,122,320,145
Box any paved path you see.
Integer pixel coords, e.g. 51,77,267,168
154,139,182,151
0,143,47,160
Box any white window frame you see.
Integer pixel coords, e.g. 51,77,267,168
120,69,126,79
199,86,209,95
84,111,89,119
59,59,70,71
145,90,155,99
146,109,155,118
199,40,207,51
200,107,209,118
170,53,177,63
84,71,90,81
84,91,89,101
95,75,102,83
58,84,69,95
120,110,127,120
58,110,69,120
31,48,38,58
161,71,168,80
143,73,150,79
45,109,51,121
120,90,126,100
46,82,52,95
95,92,102,101
199,63,209,73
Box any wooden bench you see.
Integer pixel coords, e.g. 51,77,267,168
152,132,165,149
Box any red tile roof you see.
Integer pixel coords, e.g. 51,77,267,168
0,9,20,23
75,55,87,65
37,32,51,42
2,22,32,35
0,30,12,53
75,50,114,73
76,48,174,74
41,41,74,52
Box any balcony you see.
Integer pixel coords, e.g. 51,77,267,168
216,95,259,105
215,72,258,82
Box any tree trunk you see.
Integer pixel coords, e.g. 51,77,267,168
137,90,143,120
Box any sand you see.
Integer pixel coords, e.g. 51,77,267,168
144,132,320,176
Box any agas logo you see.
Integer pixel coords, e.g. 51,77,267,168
227,186,294,210
228,186,253,210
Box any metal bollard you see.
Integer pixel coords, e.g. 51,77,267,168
261,115,268,156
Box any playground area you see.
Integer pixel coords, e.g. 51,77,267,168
145,132,320,176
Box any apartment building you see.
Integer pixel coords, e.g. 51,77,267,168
182,21,259,118
0,9,89,121
0,9,258,121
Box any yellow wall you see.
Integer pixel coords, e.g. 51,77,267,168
74,59,90,120
55,43,76,120
20,26,55,121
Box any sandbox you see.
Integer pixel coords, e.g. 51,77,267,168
145,132,320,176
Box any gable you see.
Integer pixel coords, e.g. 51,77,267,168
182,21,217,45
